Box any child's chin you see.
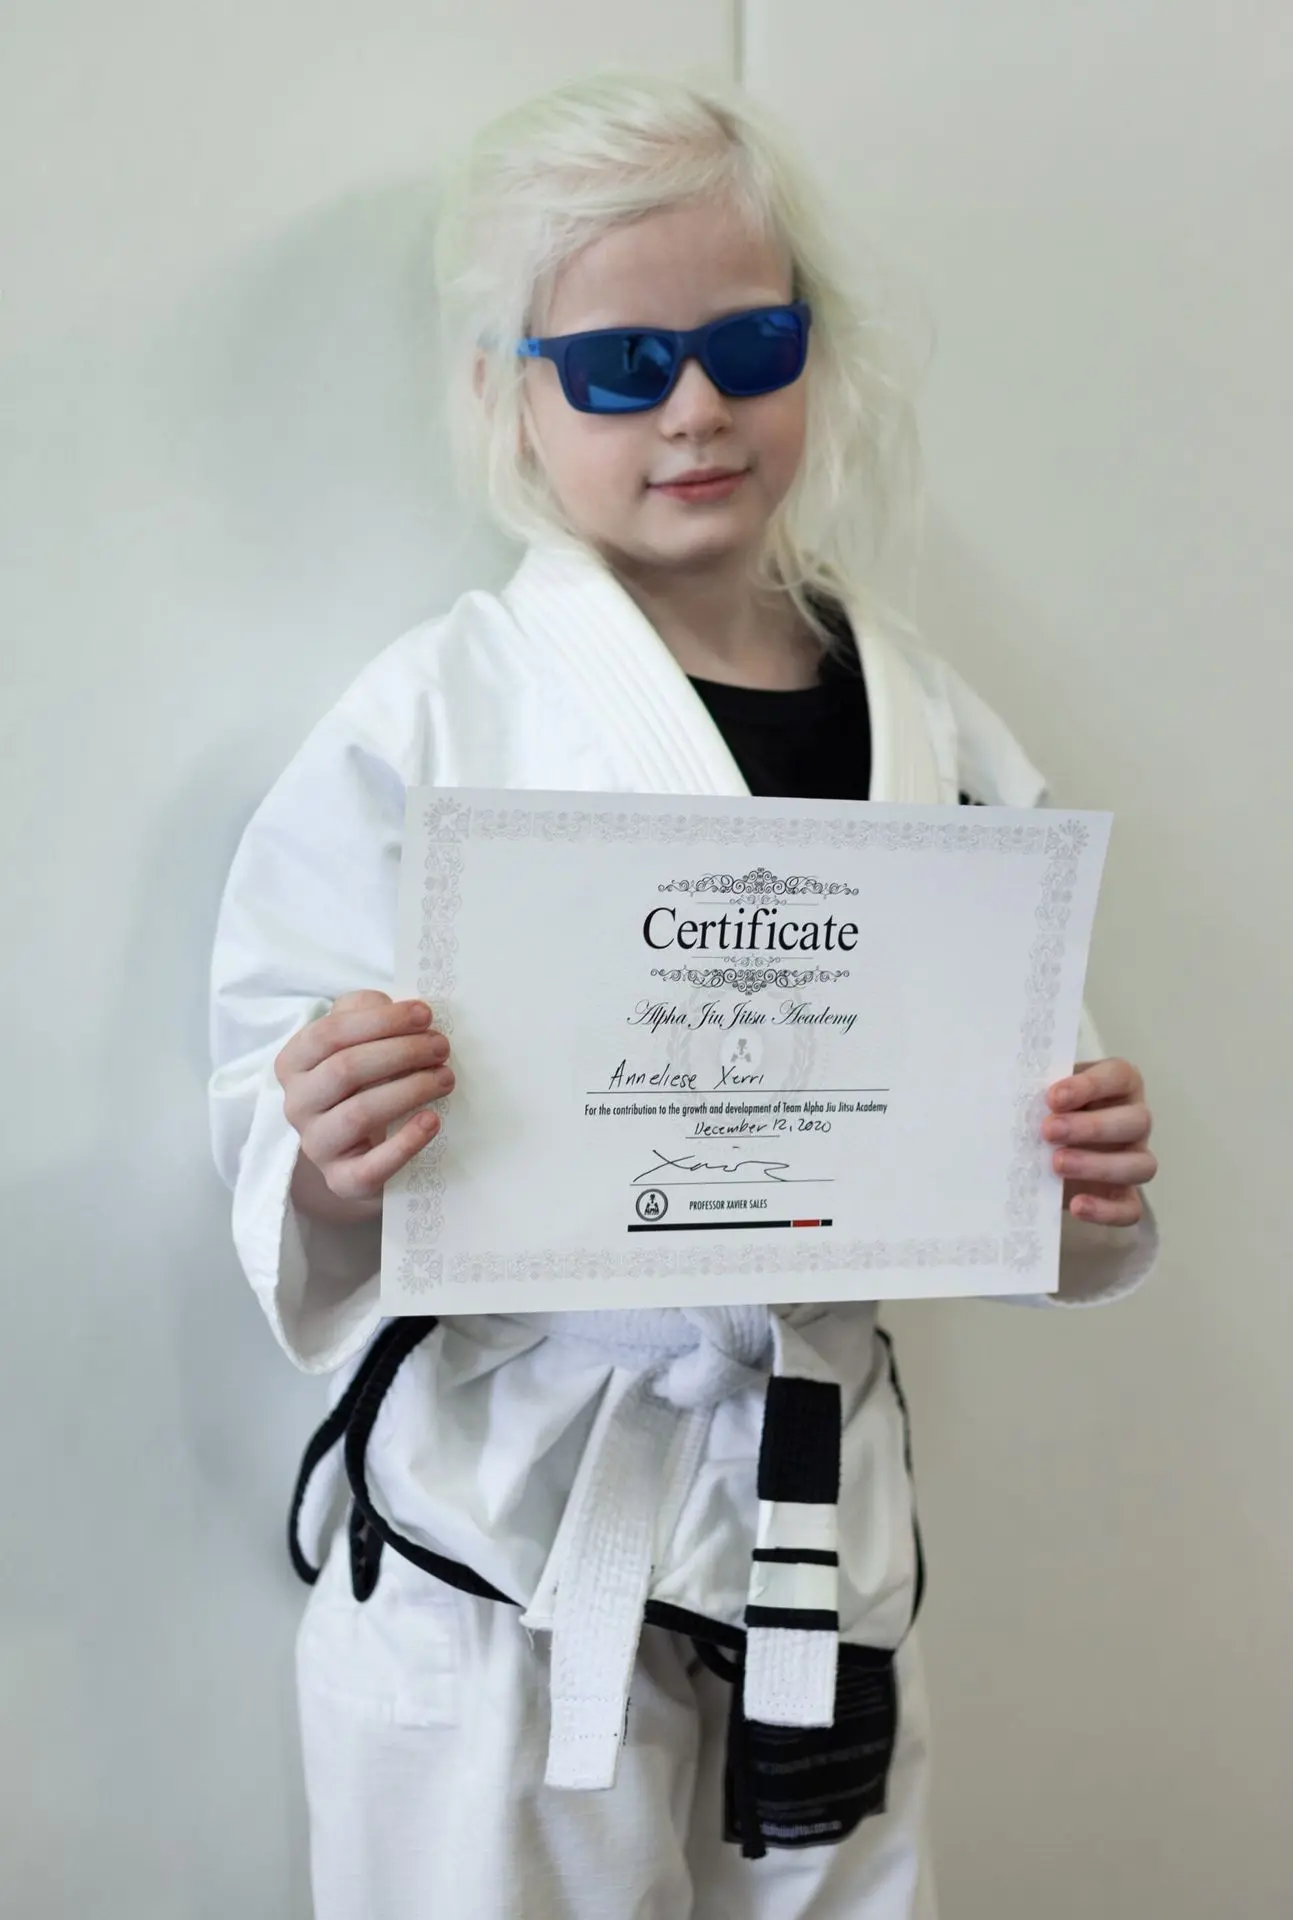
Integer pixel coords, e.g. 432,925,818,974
590,513,763,574
644,513,763,567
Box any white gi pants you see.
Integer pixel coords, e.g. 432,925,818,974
297,1531,937,1920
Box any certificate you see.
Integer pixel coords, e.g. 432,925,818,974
380,790,1110,1314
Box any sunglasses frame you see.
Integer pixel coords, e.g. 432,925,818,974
517,300,812,415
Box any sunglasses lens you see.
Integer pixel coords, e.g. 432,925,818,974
707,308,807,396
566,331,677,413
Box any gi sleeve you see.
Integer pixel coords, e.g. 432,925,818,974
208,703,409,1373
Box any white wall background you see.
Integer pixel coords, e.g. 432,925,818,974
0,9,733,1916
745,5,1292,1915
2,4,1288,1915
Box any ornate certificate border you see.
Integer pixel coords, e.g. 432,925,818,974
392,800,1087,1296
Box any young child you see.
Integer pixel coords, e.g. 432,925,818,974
209,72,1159,1920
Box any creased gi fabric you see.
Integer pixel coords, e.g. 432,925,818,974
209,535,1158,1918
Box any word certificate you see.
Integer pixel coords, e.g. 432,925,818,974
380,790,1110,1314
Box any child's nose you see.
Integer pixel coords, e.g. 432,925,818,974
659,356,733,436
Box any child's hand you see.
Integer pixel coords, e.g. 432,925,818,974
1042,1058,1157,1225
275,990,453,1216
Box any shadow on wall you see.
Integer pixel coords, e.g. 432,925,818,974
3,762,320,1917
3,180,524,1915
150,176,515,771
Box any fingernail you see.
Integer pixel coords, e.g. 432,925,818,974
1046,1118,1071,1142
406,1002,432,1025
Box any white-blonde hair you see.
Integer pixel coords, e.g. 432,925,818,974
433,71,927,639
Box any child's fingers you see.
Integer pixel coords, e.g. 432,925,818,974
326,1110,442,1202
283,1034,449,1135
305,1032,451,1115
276,995,435,1080
1066,1183,1143,1226
304,1067,455,1165
1048,1057,1143,1111
1052,1146,1158,1187
1042,1102,1151,1148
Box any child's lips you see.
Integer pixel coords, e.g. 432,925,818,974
651,468,749,502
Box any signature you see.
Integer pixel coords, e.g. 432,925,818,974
632,1148,792,1185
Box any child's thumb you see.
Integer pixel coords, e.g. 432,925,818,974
330,988,394,1015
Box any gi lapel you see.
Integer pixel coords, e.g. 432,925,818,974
501,539,749,798
502,536,948,807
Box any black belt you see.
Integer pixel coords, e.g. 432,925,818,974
287,1315,924,1859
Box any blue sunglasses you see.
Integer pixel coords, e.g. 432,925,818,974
517,301,812,415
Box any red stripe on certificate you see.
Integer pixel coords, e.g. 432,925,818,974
792,1218,828,1228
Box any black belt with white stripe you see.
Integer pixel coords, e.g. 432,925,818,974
288,1317,925,1858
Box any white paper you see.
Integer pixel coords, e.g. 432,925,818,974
380,790,1111,1314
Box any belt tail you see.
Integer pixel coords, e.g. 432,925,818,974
742,1352,842,1728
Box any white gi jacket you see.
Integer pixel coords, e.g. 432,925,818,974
208,536,1158,1793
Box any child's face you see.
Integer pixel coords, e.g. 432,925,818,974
522,199,807,579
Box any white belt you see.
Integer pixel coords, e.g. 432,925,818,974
515,1307,843,1791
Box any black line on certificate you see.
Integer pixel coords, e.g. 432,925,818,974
629,1179,833,1187
585,1088,890,1096
628,1219,834,1233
